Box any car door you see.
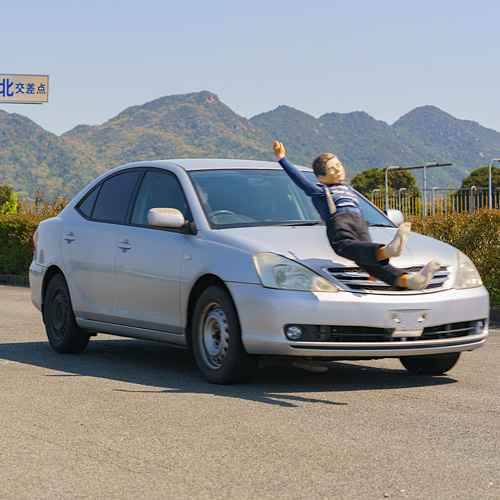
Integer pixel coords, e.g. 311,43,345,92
113,169,190,333
62,170,141,322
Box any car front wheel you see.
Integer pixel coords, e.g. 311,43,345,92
400,353,460,374
43,274,90,353
192,286,256,384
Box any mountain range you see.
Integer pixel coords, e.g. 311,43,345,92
1,90,499,200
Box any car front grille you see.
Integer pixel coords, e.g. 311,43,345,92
286,320,485,343
325,265,449,293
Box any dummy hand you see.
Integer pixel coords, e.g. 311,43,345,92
274,141,286,160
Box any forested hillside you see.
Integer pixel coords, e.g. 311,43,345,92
1,91,499,200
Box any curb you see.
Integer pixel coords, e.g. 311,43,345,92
489,307,500,326
0,274,29,286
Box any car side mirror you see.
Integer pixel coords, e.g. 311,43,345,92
384,209,405,227
147,208,198,234
148,208,186,228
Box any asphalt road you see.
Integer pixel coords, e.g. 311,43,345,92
1,284,499,500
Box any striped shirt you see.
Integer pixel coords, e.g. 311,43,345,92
279,156,363,222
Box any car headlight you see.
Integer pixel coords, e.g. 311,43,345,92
253,252,339,292
455,251,482,289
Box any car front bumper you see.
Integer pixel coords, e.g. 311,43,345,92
228,282,489,358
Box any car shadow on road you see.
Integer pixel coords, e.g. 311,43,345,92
1,338,457,407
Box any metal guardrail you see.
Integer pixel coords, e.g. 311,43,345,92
371,187,500,217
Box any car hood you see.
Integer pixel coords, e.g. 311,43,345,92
222,225,457,270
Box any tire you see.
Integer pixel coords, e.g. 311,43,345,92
400,353,460,375
192,286,256,384
43,274,90,354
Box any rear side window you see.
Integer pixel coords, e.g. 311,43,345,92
78,170,141,223
77,185,101,218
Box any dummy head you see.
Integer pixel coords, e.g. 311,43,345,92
312,153,345,185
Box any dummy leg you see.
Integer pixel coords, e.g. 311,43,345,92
327,214,431,289
395,260,440,290
377,222,412,260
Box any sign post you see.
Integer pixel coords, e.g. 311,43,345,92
0,73,49,210
0,74,49,104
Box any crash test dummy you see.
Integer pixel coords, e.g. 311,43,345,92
273,141,440,290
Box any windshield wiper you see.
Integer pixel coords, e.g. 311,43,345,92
369,223,395,227
277,221,321,226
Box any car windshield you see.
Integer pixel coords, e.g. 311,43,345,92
189,169,393,229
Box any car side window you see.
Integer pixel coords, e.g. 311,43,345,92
92,170,140,223
77,185,101,218
80,170,141,223
131,170,189,226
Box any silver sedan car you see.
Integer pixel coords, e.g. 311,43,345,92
30,159,489,383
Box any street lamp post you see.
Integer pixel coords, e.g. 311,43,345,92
488,158,500,209
384,162,451,214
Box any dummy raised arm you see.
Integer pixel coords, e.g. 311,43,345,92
274,141,286,160
272,141,322,196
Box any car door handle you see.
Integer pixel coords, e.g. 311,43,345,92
118,240,132,251
63,233,75,242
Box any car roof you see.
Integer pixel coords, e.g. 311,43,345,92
121,158,313,172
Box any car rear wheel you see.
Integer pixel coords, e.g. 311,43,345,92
44,274,90,353
400,353,460,374
192,286,256,384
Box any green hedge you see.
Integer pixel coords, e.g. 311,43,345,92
0,192,66,276
410,209,500,305
0,211,42,275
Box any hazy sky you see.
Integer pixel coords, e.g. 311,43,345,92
2,0,500,136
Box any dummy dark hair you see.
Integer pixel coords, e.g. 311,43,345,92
312,153,337,177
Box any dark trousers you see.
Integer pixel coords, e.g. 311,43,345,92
326,212,404,286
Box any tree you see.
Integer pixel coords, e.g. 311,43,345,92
0,184,12,207
1,193,18,215
350,168,419,198
461,165,500,189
